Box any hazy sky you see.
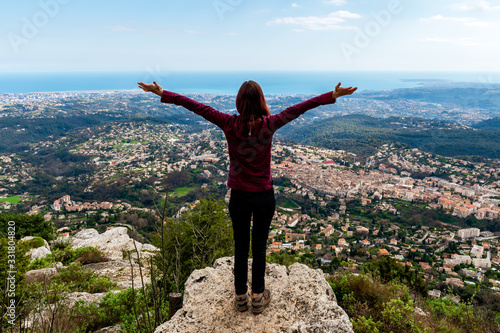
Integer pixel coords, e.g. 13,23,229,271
1,0,499,73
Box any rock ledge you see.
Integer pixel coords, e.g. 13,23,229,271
71,227,158,260
154,257,353,333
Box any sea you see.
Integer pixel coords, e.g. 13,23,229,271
0,71,499,95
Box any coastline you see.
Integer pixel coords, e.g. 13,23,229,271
1,71,499,95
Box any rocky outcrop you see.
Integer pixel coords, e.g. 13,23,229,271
73,228,99,240
25,263,63,283
154,257,353,333
94,325,121,333
63,291,118,308
21,236,52,260
71,227,159,260
83,259,151,289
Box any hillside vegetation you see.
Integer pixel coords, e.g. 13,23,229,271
279,114,500,159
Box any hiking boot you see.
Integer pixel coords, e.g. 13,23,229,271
234,292,249,312
251,289,271,315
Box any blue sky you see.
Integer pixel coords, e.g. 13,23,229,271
1,0,499,73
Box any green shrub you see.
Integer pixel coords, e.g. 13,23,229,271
88,277,116,293
52,246,77,265
27,246,108,273
51,263,116,293
50,237,72,251
74,246,108,264
70,287,169,332
23,236,46,249
351,316,381,333
329,272,428,333
28,256,54,270
328,270,500,333
364,256,428,297
1,238,31,331
329,272,409,320
426,298,482,333
381,298,428,333
267,251,301,267
0,238,30,297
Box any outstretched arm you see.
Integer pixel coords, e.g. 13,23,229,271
268,82,357,132
138,81,231,130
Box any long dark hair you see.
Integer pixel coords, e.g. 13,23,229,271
236,80,270,136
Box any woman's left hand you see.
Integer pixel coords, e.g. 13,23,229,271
138,81,164,97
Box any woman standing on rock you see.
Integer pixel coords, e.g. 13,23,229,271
138,80,357,314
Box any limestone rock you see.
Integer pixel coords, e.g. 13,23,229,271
21,236,52,261
95,325,121,333
71,227,159,260
63,291,116,308
83,259,151,289
155,257,353,333
29,246,52,260
415,307,428,317
25,263,63,283
130,251,156,260
141,243,159,252
74,228,99,240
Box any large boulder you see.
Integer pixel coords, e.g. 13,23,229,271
71,228,159,260
21,236,52,261
25,263,63,283
29,247,51,260
154,257,353,333
73,228,99,239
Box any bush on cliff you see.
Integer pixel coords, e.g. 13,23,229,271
152,196,234,292
0,213,57,241
328,271,497,333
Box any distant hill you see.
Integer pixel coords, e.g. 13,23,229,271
278,114,500,159
473,117,500,131
355,82,500,110
0,114,202,154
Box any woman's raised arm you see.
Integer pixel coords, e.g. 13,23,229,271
138,81,231,130
267,82,357,132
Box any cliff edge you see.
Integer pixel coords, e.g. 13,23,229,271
155,257,353,333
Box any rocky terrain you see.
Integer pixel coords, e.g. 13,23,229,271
21,227,159,331
21,231,353,332
155,257,353,333
71,227,159,261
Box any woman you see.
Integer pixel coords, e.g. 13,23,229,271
138,80,357,314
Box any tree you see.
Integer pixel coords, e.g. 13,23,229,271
0,213,56,241
364,256,428,297
153,196,234,292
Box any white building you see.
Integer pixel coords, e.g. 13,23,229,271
457,228,480,239
452,254,472,265
473,258,491,269
470,245,484,258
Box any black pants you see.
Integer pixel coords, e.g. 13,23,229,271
228,188,276,295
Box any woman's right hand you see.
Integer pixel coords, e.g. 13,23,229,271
332,82,357,99
138,81,164,97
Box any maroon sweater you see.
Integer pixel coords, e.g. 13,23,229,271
161,90,336,192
